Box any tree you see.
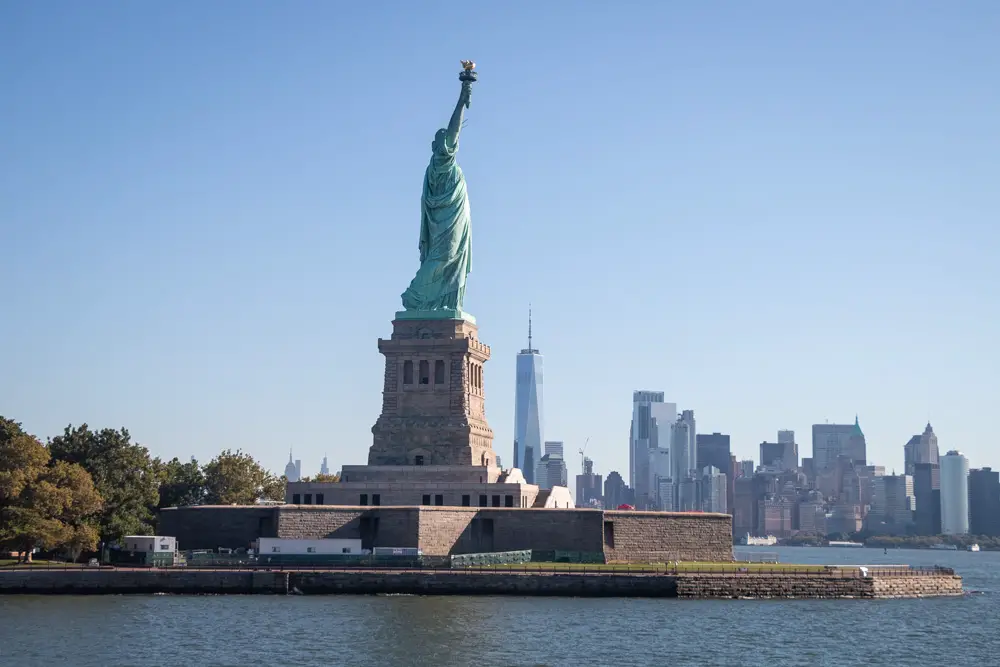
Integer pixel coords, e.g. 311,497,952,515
300,472,340,483
155,457,207,509
203,450,284,505
49,424,159,543
0,417,102,561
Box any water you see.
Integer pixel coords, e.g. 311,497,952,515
1,547,997,666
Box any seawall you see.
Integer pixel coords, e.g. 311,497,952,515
0,569,963,599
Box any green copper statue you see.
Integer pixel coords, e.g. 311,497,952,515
399,62,478,320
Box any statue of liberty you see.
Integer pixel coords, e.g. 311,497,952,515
399,63,477,317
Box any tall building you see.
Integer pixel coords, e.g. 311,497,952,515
675,410,697,480
939,451,969,535
969,468,1000,536
777,430,799,469
870,474,915,531
575,457,603,508
759,442,785,469
513,310,544,483
320,456,330,476
903,436,920,476
697,433,733,515
696,433,731,477
701,466,727,513
812,417,866,471
738,460,755,479
913,462,941,535
904,424,939,475
915,423,940,466
285,449,301,483
667,410,695,491
604,471,632,509
629,391,675,509
536,441,567,491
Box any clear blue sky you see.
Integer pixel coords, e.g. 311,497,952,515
3,2,998,479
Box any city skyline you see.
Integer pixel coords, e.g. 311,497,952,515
3,4,997,477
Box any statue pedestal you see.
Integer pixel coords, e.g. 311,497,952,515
394,309,476,324
369,316,494,467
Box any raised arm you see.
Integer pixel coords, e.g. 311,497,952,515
445,80,472,147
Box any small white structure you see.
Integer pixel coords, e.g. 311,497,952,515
257,538,362,555
123,536,176,553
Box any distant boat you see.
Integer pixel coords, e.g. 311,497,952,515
930,543,958,551
741,534,778,546
828,540,864,548
967,544,980,552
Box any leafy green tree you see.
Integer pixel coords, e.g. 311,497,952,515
155,457,207,508
49,424,159,543
300,472,340,483
0,417,102,561
203,449,284,505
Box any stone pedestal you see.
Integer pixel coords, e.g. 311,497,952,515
369,317,495,467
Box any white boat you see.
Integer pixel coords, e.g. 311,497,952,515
741,534,778,546
967,544,980,552
930,543,958,551
828,540,864,548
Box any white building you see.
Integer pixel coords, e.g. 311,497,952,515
257,538,363,555
122,536,176,553
514,310,544,483
940,450,969,535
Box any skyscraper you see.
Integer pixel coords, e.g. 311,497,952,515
284,449,301,483
320,456,330,476
701,466,728,513
604,471,632,509
575,457,603,508
812,417,866,471
513,309,543,483
536,440,567,491
871,474,914,529
940,451,969,535
697,433,733,514
968,468,1000,536
696,433,731,476
777,430,799,470
676,410,697,479
629,391,675,509
915,423,940,466
913,462,941,535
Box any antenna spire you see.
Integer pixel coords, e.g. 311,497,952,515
528,304,533,351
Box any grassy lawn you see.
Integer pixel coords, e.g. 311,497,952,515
469,561,837,573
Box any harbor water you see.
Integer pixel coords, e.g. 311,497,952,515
1,547,997,666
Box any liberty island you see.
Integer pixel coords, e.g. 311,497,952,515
3,64,961,602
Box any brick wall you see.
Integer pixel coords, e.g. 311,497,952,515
157,506,735,562
602,511,733,562
417,508,477,555
275,507,419,550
